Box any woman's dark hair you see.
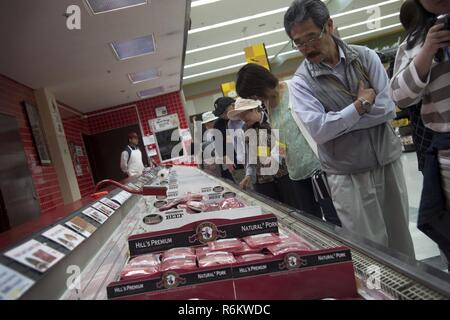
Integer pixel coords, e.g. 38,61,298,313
406,0,437,50
236,63,279,99
284,0,330,39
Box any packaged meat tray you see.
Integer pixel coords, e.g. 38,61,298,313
195,246,212,257
219,197,245,210
160,257,197,272
162,247,196,260
120,266,160,281
207,238,244,253
197,252,236,268
267,240,314,256
242,233,281,249
233,242,262,256
127,254,161,268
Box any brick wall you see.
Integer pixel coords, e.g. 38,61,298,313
59,105,95,198
0,73,188,214
87,91,188,134
0,74,64,213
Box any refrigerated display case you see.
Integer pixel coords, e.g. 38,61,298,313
0,166,449,300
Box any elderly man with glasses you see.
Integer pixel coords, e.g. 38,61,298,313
284,0,415,258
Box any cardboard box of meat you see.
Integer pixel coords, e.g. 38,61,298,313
108,230,357,300
128,212,278,256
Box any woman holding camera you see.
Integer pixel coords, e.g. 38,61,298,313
390,0,450,270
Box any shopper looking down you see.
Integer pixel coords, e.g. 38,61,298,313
284,0,414,258
235,63,340,226
228,98,293,206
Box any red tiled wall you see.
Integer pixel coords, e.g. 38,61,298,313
59,106,95,198
87,92,188,135
136,92,189,135
0,74,64,214
87,105,139,135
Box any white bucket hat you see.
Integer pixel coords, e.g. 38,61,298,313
227,98,262,121
202,111,218,124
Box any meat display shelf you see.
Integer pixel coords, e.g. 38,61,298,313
1,166,449,300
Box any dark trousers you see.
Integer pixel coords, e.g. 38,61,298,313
220,168,235,183
253,175,296,207
291,178,342,227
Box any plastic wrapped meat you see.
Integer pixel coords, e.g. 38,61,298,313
207,238,244,253
267,240,314,256
185,201,221,213
233,242,262,255
120,266,160,281
195,246,212,257
236,254,268,263
160,257,197,271
128,254,161,268
159,193,204,212
218,198,245,210
162,247,196,261
242,233,282,249
197,252,236,268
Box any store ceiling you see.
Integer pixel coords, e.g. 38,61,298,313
184,0,404,86
0,0,189,113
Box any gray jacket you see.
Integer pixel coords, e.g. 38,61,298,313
295,39,402,175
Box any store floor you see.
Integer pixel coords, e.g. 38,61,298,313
401,152,448,271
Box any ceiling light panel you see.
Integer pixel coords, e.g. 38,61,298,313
85,0,148,15
138,86,164,99
128,67,161,84
191,0,223,7
111,34,156,60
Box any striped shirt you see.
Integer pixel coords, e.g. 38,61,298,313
390,41,450,133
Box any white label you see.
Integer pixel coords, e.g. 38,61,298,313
0,264,35,300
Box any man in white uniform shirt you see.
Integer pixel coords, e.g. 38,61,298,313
120,132,145,177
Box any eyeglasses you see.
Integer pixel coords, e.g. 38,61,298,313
291,24,326,50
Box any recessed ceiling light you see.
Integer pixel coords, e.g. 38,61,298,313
111,34,156,60
137,86,164,99
85,0,148,15
128,68,161,84
191,0,222,8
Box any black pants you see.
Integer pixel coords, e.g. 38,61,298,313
220,168,235,183
253,175,296,208
291,178,342,227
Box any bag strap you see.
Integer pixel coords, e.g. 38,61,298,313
285,80,319,158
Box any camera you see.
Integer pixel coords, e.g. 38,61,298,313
437,13,450,30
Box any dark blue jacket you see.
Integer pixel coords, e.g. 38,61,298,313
419,133,450,260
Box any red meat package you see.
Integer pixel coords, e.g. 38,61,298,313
236,253,269,263
162,247,196,261
197,252,236,268
242,233,281,249
233,242,262,255
120,266,160,281
127,254,161,268
219,198,245,210
160,256,197,271
267,240,314,256
207,238,244,253
195,246,212,257
159,193,204,212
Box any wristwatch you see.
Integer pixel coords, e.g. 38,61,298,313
358,97,373,114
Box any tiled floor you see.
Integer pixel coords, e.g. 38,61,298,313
401,152,448,271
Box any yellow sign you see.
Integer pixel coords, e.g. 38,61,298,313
244,43,270,71
221,82,237,98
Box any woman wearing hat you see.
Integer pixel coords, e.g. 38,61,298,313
228,98,293,205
